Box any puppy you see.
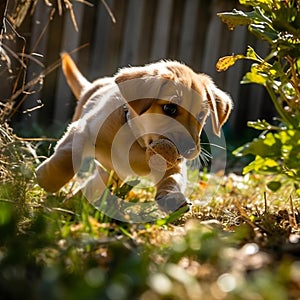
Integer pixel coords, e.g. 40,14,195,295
36,54,232,213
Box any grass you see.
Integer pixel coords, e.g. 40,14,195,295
1,120,300,300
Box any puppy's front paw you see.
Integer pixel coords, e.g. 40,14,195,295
155,192,191,213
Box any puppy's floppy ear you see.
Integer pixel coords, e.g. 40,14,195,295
115,65,170,115
199,74,232,136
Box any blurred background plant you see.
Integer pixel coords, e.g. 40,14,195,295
217,0,300,193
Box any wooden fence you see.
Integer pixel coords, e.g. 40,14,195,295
3,0,276,136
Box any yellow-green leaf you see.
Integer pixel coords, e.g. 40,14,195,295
217,10,252,30
239,0,279,8
242,64,268,85
216,55,245,72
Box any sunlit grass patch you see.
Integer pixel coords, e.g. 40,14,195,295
0,117,300,299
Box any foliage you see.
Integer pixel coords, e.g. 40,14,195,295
217,0,300,191
0,111,36,186
0,118,299,299
1,144,300,299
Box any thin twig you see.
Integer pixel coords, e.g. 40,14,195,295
289,194,297,227
264,191,268,214
0,0,8,33
64,0,79,31
31,8,56,53
16,136,58,142
6,43,89,119
101,0,116,23
58,0,63,15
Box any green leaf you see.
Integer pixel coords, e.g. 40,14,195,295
242,64,268,85
247,119,273,130
235,128,300,180
233,132,282,158
274,32,300,56
239,0,280,10
115,179,140,199
246,46,262,60
250,23,278,43
267,181,282,191
243,156,279,174
157,205,189,224
217,9,253,30
217,7,274,31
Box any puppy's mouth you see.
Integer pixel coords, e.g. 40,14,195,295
140,134,199,161
148,137,199,160
145,136,180,156
146,138,181,171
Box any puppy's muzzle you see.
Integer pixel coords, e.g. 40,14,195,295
160,134,200,160
181,145,199,160
178,142,199,159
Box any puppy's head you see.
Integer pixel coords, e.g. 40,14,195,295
115,61,232,160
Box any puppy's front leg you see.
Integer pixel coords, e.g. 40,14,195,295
154,162,190,213
36,123,87,193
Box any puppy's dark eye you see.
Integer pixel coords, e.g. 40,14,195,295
162,104,178,116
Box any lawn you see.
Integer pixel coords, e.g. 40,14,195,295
1,124,300,300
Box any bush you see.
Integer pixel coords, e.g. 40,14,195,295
217,0,300,193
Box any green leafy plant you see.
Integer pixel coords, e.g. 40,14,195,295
217,0,300,192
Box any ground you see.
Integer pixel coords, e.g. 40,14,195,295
1,132,300,299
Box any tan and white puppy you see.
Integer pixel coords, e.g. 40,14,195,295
36,54,232,213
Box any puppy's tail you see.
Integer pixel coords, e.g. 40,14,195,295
61,53,91,100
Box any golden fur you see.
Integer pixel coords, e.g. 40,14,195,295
36,54,232,212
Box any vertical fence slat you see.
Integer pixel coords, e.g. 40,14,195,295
200,5,223,77
90,0,114,78
136,1,157,65
224,26,247,129
22,1,52,124
150,0,173,61
178,0,199,65
53,2,85,123
120,0,146,66
104,0,127,74
192,0,212,70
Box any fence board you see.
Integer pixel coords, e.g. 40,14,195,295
23,1,52,123
103,0,128,75
178,0,199,64
150,0,173,61
136,0,157,65
90,0,113,78
120,0,146,66
53,2,86,123
2,0,276,136
225,25,247,130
